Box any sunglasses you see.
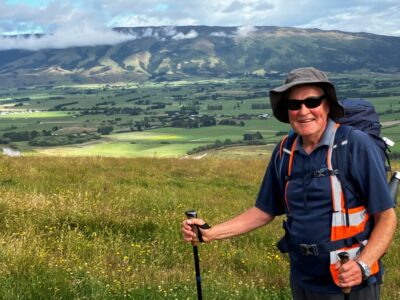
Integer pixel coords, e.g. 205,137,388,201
287,95,326,110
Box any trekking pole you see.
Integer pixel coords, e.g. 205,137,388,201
389,171,400,206
338,252,351,300
185,210,203,300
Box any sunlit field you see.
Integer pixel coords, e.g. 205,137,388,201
32,140,207,158
0,156,398,299
1,74,400,158
0,111,71,118
29,124,285,158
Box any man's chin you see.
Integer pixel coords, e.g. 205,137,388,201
294,124,315,135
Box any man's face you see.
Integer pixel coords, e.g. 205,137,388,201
287,85,330,141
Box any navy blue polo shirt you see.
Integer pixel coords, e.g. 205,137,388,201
255,119,394,293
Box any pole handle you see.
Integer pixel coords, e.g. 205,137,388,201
389,171,400,206
338,252,351,294
185,210,200,246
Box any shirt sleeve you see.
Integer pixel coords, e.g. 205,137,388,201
348,130,395,214
255,144,286,216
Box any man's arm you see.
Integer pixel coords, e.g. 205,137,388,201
358,207,397,266
182,206,274,243
338,207,397,288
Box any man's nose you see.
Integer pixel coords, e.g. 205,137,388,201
297,102,310,114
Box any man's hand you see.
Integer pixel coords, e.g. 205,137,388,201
182,218,211,243
336,260,363,288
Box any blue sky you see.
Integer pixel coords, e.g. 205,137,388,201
5,0,51,6
0,0,399,50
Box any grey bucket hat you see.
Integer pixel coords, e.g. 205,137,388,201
269,67,344,123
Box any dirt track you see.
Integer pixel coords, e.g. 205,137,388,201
381,120,400,127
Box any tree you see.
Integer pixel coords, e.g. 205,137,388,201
135,122,143,131
97,126,113,135
243,131,264,141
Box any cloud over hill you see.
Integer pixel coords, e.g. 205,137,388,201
0,26,399,87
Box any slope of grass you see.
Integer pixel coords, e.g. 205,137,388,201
0,156,398,299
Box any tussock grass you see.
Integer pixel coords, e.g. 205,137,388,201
0,156,398,299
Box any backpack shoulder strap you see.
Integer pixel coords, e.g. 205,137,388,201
333,125,360,198
275,131,298,215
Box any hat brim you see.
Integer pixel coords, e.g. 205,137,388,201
270,81,344,123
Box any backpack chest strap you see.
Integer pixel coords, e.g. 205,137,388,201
286,168,339,181
277,221,369,255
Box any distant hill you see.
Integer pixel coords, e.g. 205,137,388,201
1,26,400,87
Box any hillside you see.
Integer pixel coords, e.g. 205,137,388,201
1,26,400,87
0,156,398,298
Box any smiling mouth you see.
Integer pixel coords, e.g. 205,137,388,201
298,118,314,123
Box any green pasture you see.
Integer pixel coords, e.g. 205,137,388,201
0,74,400,158
0,156,398,299
203,144,275,159
198,97,272,117
0,111,80,133
382,125,400,152
26,122,287,158
0,93,49,102
0,111,71,119
56,83,138,89
110,131,183,142
150,126,264,143
369,96,400,112
379,112,400,123
148,123,287,145
21,117,400,157
31,140,206,158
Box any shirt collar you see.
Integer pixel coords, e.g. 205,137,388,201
295,119,336,151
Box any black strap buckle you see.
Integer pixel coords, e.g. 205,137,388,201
299,244,319,256
330,169,340,176
312,168,339,178
313,168,327,178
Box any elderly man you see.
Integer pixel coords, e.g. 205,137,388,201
182,67,396,299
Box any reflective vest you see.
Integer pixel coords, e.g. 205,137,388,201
278,123,379,287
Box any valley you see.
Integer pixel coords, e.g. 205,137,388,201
1,73,400,158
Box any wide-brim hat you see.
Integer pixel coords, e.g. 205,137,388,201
269,67,344,123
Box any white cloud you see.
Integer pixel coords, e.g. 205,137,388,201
223,0,244,13
142,27,155,38
172,29,198,40
235,25,257,37
0,25,136,51
298,4,400,36
0,0,399,41
108,9,198,28
210,31,229,37
162,26,178,37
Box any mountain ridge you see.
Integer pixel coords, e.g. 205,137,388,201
1,26,399,87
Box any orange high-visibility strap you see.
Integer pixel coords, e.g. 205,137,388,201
283,136,298,212
279,135,289,159
287,136,298,176
326,123,379,286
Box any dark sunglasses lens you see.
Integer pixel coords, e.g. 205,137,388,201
287,96,325,110
305,97,324,108
287,100,302,110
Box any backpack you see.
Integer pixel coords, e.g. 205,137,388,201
335,98,391,172
332,98,392,199
277,98,392,213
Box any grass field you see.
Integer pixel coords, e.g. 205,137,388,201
0,156,398,299
28,123,286,158
33,140,207,158
0,111,71,119
0,74,400,157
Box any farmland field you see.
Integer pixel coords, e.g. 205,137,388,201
0,73,400,157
